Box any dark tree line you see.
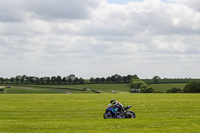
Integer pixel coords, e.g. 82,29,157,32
89,74,139,84
0,74,139,85
0,74,84,85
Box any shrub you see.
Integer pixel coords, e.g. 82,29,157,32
183,81,200,93
166,87,182,93
153,90,164,93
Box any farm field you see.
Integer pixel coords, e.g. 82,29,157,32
1,84,130,94
150,83,187,92
1,83,188,94
0,94,200,133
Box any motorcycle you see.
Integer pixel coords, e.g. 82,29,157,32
103,104,136,119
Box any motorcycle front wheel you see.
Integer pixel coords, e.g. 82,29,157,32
126,111,136,118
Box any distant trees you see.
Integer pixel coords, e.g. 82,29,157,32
0,74,85,85
183,81,200,93
0,77,4,84
89,74,138,84
129,78,155,93
0,74,141,85
165,81,200,93
152,76,161,84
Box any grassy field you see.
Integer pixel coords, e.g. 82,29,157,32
1,84,130,94
0,94,200,133
150,83,187,92
1,83,188,94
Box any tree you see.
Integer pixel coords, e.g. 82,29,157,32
68,74,76,84
74,78,79,84
21,75,27,84
51,76,56,84
0,77,3,84
100,77,106,83
129,78,154,93
94,78,101,83
35,77,40,84
45,77,50,84
166,87,182,93
40,77,45,84
26,76,31,84
79,78,85,84
106,77,111,83
111,74,120,83
129,79,144,89
62,77,67,84
10,77,14,83
152,76,160,84
116,75,122,83
56,76,62,84
183,81,200,93
15,75,22,84
90,78,94,83
132,74,139,80
29,77,36,84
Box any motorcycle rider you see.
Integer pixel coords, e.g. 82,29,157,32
110,99,125,114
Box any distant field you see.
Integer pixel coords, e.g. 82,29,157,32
150,83,187,92
0,94,200,133
1,84,130,94
1,83,188,94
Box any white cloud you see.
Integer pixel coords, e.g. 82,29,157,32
170,0,200,11
0,0,200,78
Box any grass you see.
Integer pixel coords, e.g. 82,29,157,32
0,94,200,133
3,84,130,94
0,82,190,94
150,83,187,92
3,83,187,94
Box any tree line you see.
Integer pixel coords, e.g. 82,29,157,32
0,74,84,85
90,74,139,84
0,74,139,85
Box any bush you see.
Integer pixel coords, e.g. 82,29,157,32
183,81,200,93
166,87,182,93
141,88,155,93
153,90,164,93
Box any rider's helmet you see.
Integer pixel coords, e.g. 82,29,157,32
110,99,116,104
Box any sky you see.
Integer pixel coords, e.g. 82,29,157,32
0,0,200,79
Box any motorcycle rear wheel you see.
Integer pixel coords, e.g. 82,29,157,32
103,112,113,119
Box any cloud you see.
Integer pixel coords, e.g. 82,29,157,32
24,0,101,20
0,0,200,78
170,0,200,11
0,0,26,22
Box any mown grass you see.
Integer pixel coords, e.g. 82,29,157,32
0,94,200,133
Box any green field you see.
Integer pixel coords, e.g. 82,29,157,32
1,84,131,94
1,83,188,94
0,94,200,133
150,83,187,92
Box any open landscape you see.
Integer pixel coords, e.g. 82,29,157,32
1,0,200,132
0,94,200,133
0,82,191,94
